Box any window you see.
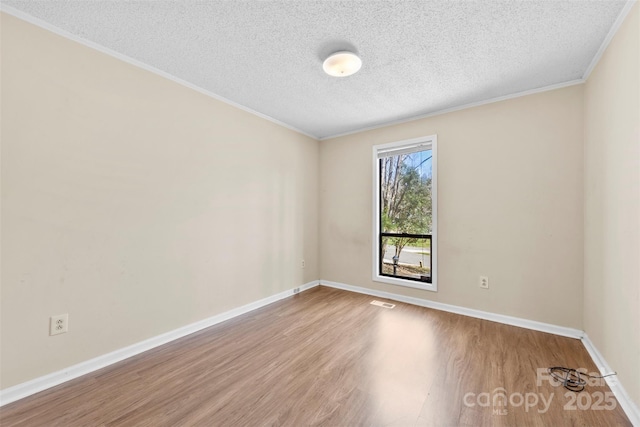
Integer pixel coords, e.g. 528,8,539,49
372,136,437,291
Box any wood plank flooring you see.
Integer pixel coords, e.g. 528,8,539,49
0,286,632,426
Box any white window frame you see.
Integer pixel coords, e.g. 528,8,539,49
372,135,438,292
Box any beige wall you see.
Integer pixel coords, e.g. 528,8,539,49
2,3,638,410
320,85,585,329
0,13,319,388
584,3,639,407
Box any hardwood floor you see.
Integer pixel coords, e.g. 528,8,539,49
0,286,632,426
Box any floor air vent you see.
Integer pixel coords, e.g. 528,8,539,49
370,300,395,309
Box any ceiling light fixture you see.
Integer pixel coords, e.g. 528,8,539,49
322,51,362,77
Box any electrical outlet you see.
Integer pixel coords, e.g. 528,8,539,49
293,287,300,294
479,276,489,289
301,259,305,269
50,314,69,336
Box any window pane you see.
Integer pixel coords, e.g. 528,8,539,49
380,236,431,282
380,149,432,235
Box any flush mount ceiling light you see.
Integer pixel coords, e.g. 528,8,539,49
322,51,362,77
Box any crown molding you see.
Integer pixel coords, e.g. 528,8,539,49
582,0,637,80
3,2,635,143
319,79,585,140
0,5,319,141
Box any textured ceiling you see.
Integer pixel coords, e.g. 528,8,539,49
2,1,631,139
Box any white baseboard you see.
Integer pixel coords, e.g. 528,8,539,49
4,279,638,426
581,334,640,426
0,280,320,406
319,280,583,338
320,279,639,426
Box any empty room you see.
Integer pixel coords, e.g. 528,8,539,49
1,1,638,426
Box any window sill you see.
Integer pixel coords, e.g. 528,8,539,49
373,274,438,292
